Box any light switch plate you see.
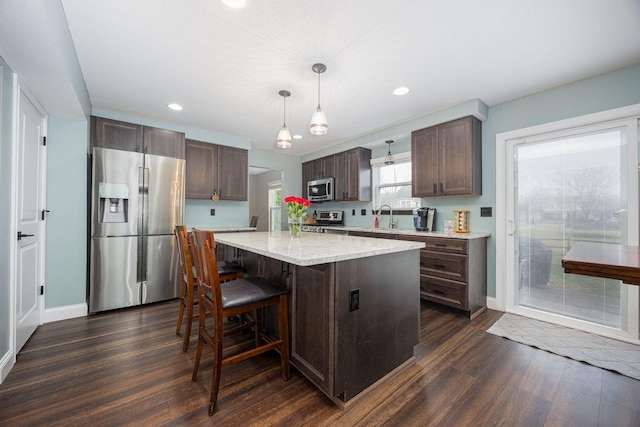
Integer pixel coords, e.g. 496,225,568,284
480,207,492,217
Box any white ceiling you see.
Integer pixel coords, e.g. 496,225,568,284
2,0,640,156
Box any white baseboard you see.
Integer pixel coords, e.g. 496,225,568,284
44,303,88,323
486,297,500,311
0,349,14,384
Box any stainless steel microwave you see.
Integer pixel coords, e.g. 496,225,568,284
307,177,334,202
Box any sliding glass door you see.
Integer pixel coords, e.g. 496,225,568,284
505,118,639,340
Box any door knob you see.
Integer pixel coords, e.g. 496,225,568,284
17,231,34,241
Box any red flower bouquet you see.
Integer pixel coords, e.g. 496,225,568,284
284,196,311,219
284,196,311,237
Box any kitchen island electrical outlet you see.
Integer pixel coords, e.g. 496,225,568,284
352,209,356,216
361,209,366,216
349,289,360,312
210,208,215,216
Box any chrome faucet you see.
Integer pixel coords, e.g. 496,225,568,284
378,204,396,229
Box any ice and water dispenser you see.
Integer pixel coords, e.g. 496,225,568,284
99,182,129,223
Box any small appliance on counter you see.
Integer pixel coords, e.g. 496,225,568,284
300,210,344,233
413,207,436,231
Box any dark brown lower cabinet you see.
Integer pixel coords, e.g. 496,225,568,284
350,231,488,319
249,250,419,406
399,235,488,319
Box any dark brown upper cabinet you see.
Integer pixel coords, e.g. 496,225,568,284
142,126,185,158
91,116,185,159
334,148,371,202
411,116,482,197
302,147,371,202
185,139,248,201
301,156,336,198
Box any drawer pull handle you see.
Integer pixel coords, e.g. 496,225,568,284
433,289,445,295
434,243,446,247
433,264,446,269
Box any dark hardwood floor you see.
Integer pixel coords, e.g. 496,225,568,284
1,300,639,426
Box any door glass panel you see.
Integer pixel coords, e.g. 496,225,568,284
515,127,627,329
269,186,282,231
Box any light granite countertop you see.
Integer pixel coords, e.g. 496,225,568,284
323,226,490,240
214,231,424,266
188,226,257,233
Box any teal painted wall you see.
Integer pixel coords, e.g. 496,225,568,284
39,62,640,311
481,62,640,297
308,63,640,299
45,116,89,307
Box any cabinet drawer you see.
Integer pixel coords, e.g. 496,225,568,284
420,275,468,310
400,236,467,254
420,250,467,282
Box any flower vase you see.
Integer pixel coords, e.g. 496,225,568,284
288,216,302,237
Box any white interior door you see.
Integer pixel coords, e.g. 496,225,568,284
15,87,46,352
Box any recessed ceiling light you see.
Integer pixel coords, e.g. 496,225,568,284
167,103,183,111
393,86,410,96
293,135,303,140
221,0,247,8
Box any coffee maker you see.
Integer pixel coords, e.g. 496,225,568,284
413,207,436,231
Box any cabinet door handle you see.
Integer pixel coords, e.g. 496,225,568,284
433,183,437,193
433,264,447,269
439,183,443,193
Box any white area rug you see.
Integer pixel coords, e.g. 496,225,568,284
487,313,640,381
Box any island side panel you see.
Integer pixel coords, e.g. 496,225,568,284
334,249,420,402
290,263,335,396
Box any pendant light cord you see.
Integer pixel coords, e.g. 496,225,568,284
317,71,321,107
283,93,287,126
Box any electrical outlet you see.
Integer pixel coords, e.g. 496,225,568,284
349,289,360,312
361,209,366,216
210,208,215,216
352,209,356,216
480,207,492,217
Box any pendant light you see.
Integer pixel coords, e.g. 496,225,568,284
384,140,395,165
276,90,292,149
309,63,328,135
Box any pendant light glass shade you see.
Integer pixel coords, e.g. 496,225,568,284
276,125,292,149
384,140,395,165
310,63,328,135
276,90,292,149
310,106,328,135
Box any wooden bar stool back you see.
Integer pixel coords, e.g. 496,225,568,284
174,225,244,352
190,228,290,416
174,225,197,352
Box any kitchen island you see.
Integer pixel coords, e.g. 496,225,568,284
214,231,424,408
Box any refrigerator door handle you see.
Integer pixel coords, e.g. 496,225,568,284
140,281,147,305
136,236,145,283
142,167,150,236
137,167,145,236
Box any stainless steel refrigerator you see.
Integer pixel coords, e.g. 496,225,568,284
89,147,185,313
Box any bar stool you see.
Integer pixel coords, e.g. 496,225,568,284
190,228,290,415
174,225,243,352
